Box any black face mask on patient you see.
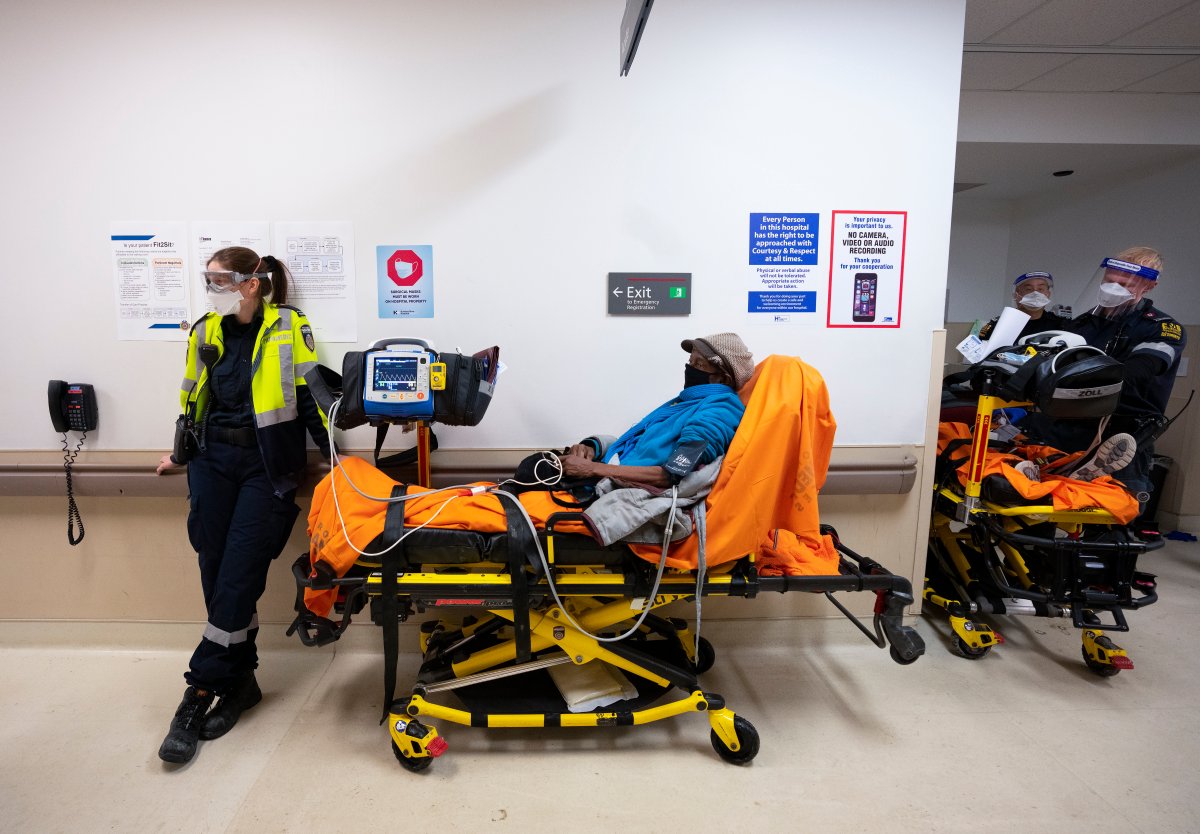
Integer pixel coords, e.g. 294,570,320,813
684,364,712,388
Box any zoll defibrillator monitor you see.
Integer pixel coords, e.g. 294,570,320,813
363,342,437,420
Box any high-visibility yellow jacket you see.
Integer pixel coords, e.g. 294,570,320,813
179,303,328,494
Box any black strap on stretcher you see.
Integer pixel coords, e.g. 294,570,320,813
371,423,438,471
498,490,538,665
376,484,540,722
379,483,409,724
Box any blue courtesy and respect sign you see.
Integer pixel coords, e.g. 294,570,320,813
747,291,817,313
749,213,818,265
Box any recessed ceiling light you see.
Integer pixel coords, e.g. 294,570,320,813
1052,170,1074,177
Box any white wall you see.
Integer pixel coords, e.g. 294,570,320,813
0,0,965,453
946,197,1012,323
1006,155,1200,324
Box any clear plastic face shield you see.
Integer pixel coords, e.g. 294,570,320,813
1073,258,1158,320
1012,271,1053,313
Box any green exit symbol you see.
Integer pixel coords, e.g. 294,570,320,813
669,286,687,299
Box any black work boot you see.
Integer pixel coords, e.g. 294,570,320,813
158,687,215,764
199,672,262,740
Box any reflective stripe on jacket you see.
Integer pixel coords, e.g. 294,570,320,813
178,303,327,493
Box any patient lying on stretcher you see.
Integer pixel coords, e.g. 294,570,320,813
304,337,842,617
937,421,1141,523
550,333,755,490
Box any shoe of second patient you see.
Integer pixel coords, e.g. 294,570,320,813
1073,433,1137,482
199,672,262,740
159,686,215,764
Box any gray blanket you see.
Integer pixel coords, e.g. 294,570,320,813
582,457,723,546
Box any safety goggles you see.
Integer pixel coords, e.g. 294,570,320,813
203,270,271,290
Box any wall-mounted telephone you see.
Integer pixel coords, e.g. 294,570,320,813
49,381,99,433
48,380,97,546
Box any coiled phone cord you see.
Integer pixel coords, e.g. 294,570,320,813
61,430,86,546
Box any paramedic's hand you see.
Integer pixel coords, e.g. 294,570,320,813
558,453,596,478
565,443,595,461
156,454,182,475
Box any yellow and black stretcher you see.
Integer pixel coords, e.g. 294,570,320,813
926,366,1161,676
286,356,925,769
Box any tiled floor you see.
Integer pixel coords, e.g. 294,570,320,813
2,540,1198,833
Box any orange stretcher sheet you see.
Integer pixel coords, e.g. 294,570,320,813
304,355,841,617
937,422,1139,523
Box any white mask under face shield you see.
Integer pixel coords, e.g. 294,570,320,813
1096,282,1134,308
1073,258,1159,320
1017,291,1051,309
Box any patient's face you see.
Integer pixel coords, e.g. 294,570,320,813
688,349,720,375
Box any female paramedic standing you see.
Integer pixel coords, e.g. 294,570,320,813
155,247,330,765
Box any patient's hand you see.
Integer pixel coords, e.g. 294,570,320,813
565,443,595,461
558,453,595,478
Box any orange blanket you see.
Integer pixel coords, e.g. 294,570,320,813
304,355,841,617
937,422,1139,523
628,355,839,576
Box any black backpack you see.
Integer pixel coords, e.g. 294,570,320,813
945,344,1122,420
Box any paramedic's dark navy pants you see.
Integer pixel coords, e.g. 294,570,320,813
184,440,298,693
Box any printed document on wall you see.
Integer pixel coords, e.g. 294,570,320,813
826,211,907,328
273,221,357,342
111,222,191,341
746,212,823,326
191,221,271,316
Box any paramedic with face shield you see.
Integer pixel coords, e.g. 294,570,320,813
557,333,754,488
1063,247,1184,499
1022,247,1184,499
154,247,330,765
978,271,1069,342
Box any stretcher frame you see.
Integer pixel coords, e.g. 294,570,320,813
925,370,1162,675
288,511,925,770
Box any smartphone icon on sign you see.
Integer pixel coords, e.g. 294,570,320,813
852,273,877,322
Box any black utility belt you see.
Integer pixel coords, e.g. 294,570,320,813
208,426,258,448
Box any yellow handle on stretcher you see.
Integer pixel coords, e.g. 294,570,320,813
963,393,1032,504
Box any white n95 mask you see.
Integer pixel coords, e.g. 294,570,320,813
1018,291,1051,309
208,286,244,316
1097,282,1134,308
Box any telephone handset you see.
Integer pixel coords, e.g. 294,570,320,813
48,380,97,546
49,381,99,433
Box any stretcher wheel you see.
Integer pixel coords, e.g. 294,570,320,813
951,636,991,660
392,740,434,772
693,637,716,674
1081,647,1120,678
710,715,760,765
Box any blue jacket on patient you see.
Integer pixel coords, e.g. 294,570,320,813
603,383,745,468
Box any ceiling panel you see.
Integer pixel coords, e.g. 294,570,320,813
1110,4,1200,46
1017,53,1195,91
954,142,1200,201
985,0,1193,45
961,52,1074,90
1120,56,1200,91
963,0,1047,42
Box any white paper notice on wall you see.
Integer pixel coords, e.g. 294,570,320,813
273,221,357,343
826,211,907,327
111,222,192,341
